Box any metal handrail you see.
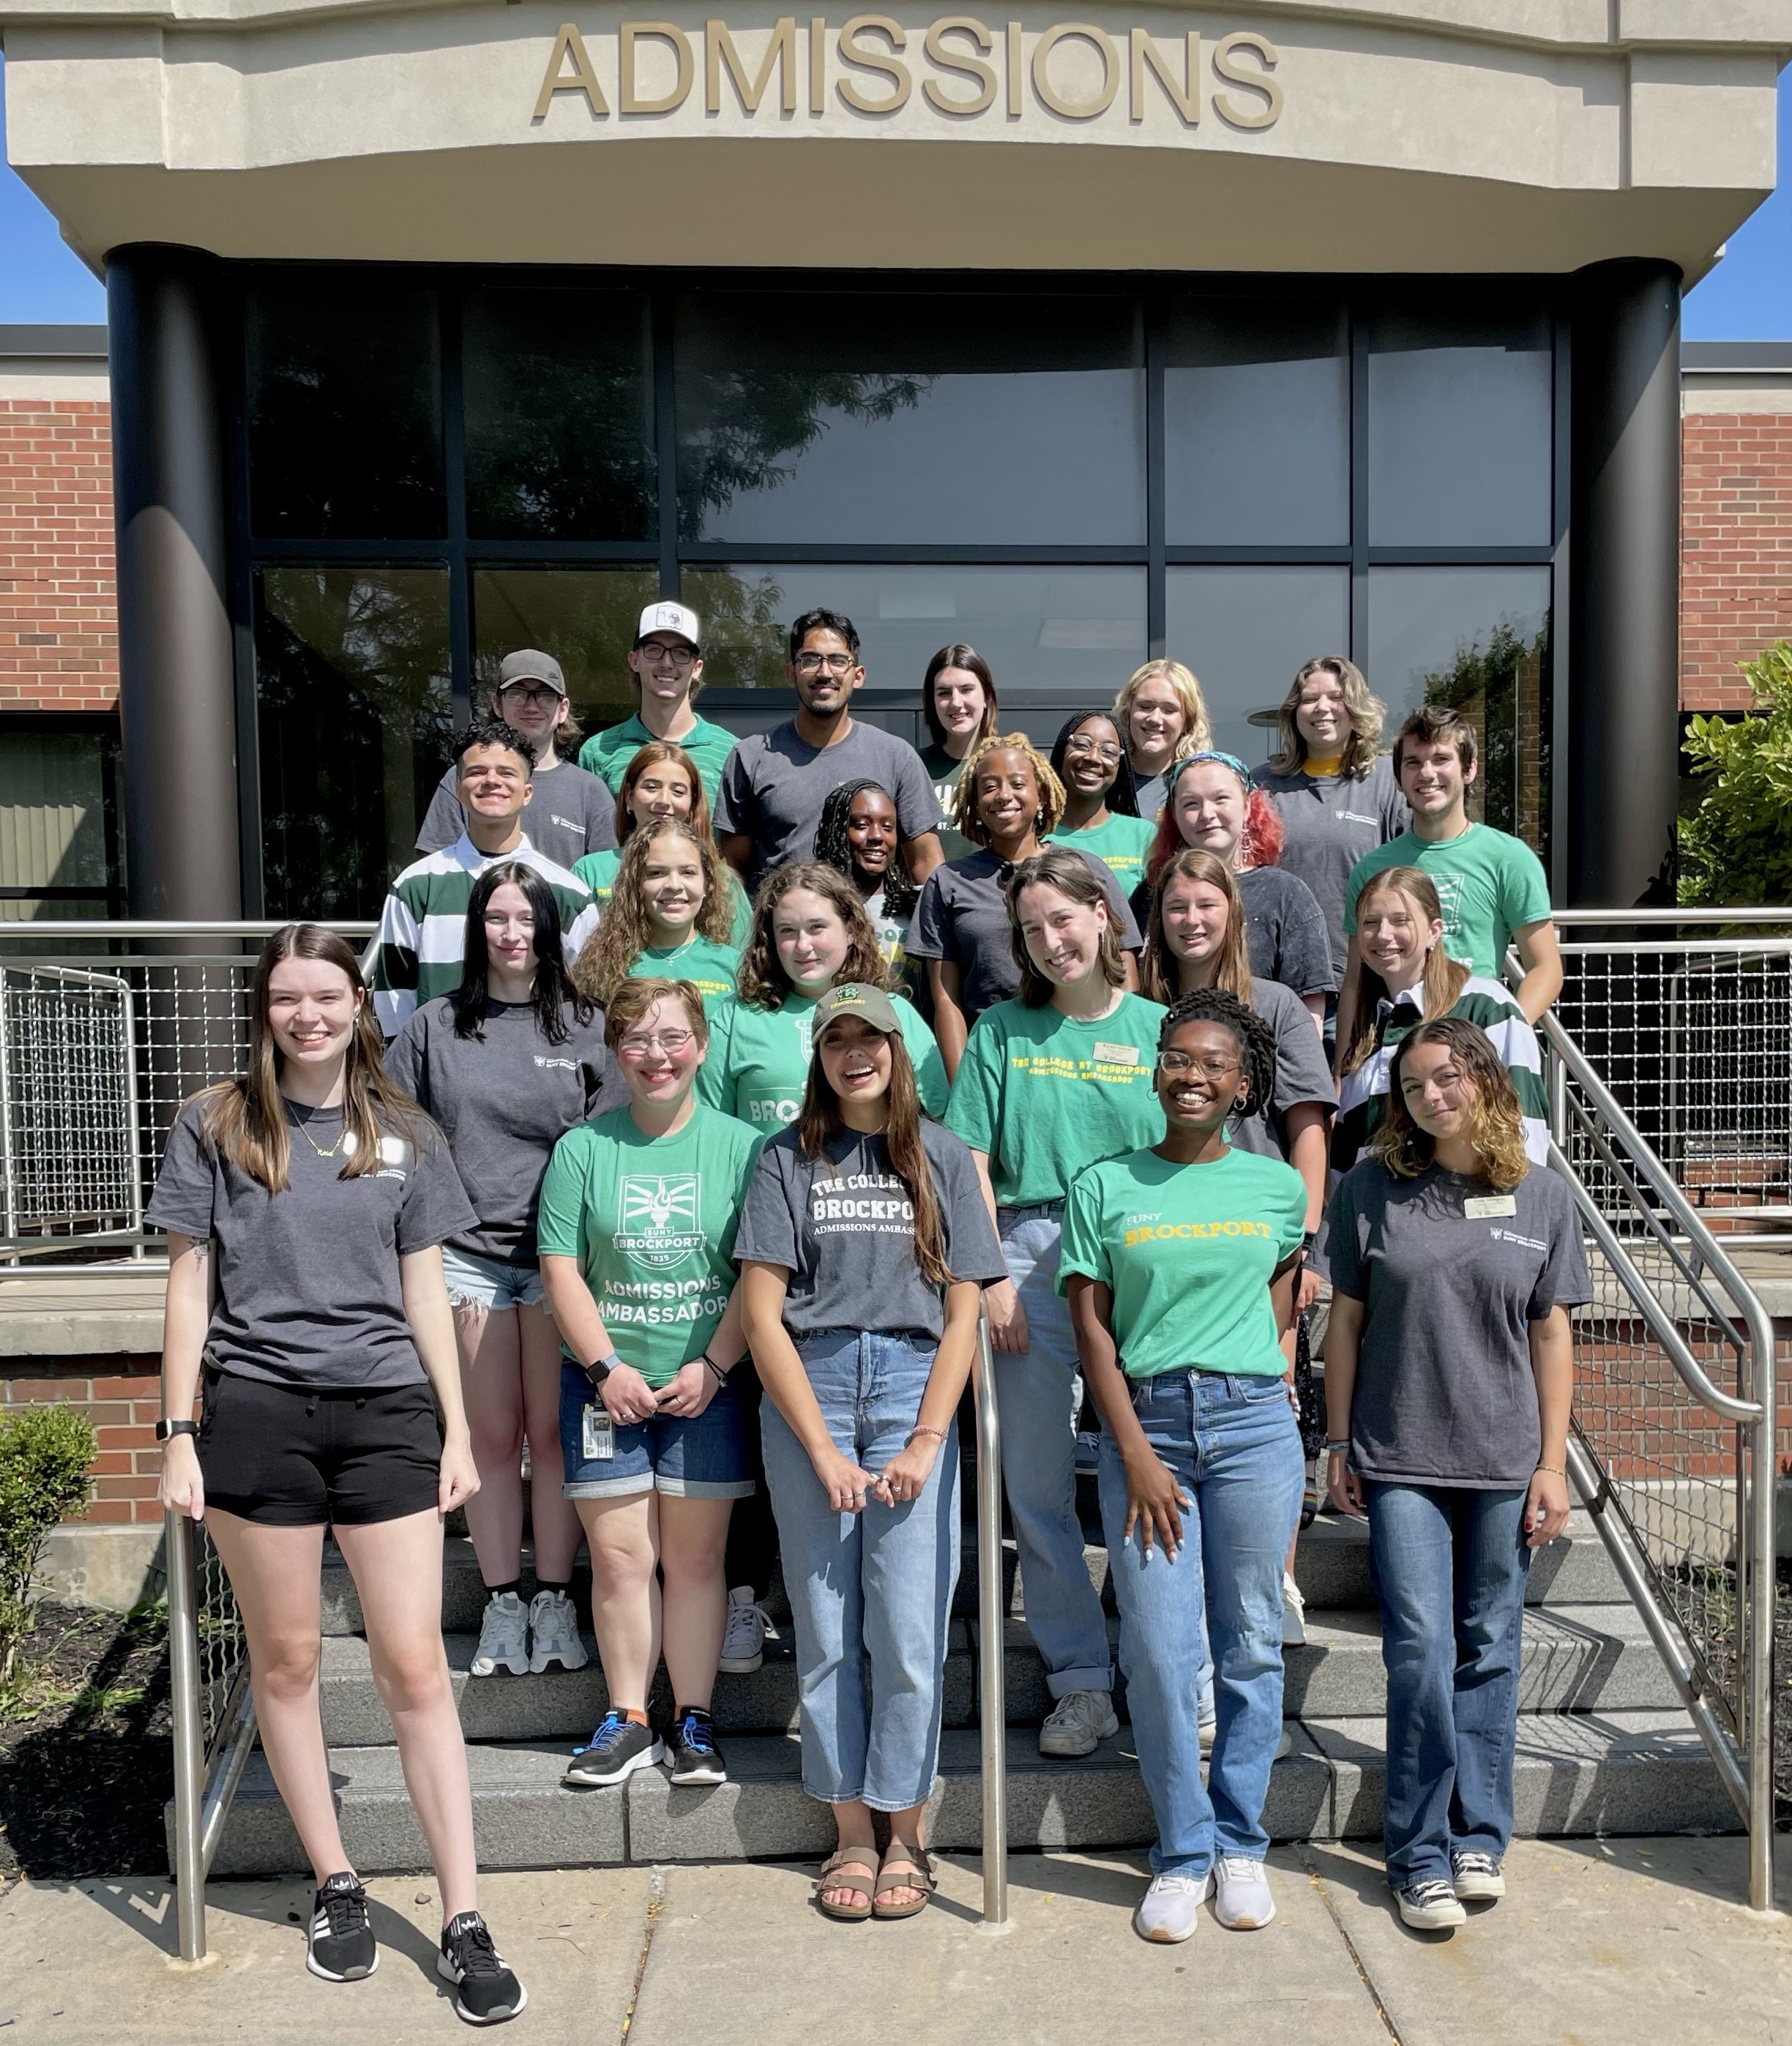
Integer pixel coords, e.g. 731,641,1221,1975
974,1311,1008,1924
5,920,377,939
1550,907,1792,925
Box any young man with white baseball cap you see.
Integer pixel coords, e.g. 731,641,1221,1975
417,648,617,872
578,602,739,807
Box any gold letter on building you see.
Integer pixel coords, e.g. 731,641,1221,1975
1128,28,1196,124
708,18,799,113
533,23,610,119
621,21,695,113
837,15,912,112
1212,30,1280,129
923,18,996,116
1031,23,1116,120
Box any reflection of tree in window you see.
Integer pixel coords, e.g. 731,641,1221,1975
255,570,452,919
679,569,791,690
1420,617,1550,848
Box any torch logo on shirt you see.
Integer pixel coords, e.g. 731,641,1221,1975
615,1173,706,1269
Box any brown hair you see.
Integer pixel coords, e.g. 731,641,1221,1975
601,975,710,1053
951,731,1065,848
736,863,891,1011
1113,659,1212,759
922,643,1000,753
611,740,714,848
572,818,736,1006
1393,703,1478,776
1373,1017,1529,1190
1340,866,1471,1076
198,924,424,1195
1265,655,1386,780
1007,847,1127,1008
799,1021,952,1288
1141,848,1252,1005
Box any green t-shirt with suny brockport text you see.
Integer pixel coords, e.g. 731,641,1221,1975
1046,812,1159,890
698,990,949,1132
627,933,744,1007
535,1102,761,1386
1059,1145,1307,1378
1343,823,1551,981
944,993,1168,1209
571,848,755,947
578,714,739,808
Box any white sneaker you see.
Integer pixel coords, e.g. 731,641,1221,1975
527,1589,588,1673
468,1591,529,1677
1207,1856,1276,1930
1280,1572,1307,1646
1395,1878,1466,1930
1039,1689,1119,1758
718,1586,768,1674
1132,1873,1203,1943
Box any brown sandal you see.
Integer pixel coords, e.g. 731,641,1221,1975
872,1842,935,1920
814,1846,881,1922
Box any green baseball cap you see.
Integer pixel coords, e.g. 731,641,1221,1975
813,982,903,1039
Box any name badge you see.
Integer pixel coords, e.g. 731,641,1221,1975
1093,1042,1140,1067
1464,1195,1518,1218
581,1403,616,1461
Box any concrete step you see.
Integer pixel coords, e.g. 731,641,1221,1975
200,1710,1735,1876
318,1622,974,1746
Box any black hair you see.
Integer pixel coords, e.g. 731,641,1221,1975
451,861,594,1045
1158,987,1277,1124
788,607,861,662
1048,709,1140,818
453,716,537,775
813,778,919,925
922,643,999,752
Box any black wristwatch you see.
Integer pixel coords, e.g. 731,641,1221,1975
155,1418,198,1443
581,1354,617,1392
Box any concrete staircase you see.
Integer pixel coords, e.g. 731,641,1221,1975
201,1498,1737,1876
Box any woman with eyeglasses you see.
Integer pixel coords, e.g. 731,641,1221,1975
572,818,747,1012
1045,709,1156,892
538,977,761,1793
384,862,624,1687
1325,1018,1584,1932
1061,989,1307,1945
571,739,752,943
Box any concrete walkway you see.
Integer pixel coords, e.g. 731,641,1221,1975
1,1837,1788,2045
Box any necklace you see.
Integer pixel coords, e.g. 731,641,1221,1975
291,1105,347,1159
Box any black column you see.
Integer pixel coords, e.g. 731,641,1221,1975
107,244,242,919
1567,258,1682,908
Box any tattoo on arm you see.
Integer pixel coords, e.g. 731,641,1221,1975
190,1242,211,1264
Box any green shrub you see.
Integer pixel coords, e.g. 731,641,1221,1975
1680,641,1792,907
0,1403,98,1686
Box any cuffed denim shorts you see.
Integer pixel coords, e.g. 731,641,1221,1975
441,1243,546,1312
558,1361,755,1501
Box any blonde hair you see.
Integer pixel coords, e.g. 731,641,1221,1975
1141,848,1252,1006
1340,866,1471,1076
1265,656,1386,780
1373,1017,1529,1192
1113,660,1212,762
952,731,1065,847
572,818,736,1005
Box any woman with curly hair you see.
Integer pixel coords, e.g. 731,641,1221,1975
1325,1017,1585,1933
572,741,752,942
1113,658,1212,821
813,778,921,993
571,818,744,1009
906,731,1143,1078
1059,988,1309,1944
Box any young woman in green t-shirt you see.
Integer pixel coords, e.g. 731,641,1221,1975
572,741,751,944
571,819,744,1011
1061,988,1308,1946
1045,709,1157,891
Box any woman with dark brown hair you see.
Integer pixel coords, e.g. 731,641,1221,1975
918,642,1000,852
149,924,526,2023
736,982,1005,1922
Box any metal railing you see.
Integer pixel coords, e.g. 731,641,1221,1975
974,1312,1008,1924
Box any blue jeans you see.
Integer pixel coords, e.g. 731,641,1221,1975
994,1207,1113,1698
1099,1369,1302,1875
760,1331,960,1812
1365,1482,1531,1887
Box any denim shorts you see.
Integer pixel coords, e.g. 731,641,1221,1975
558,1361,755,1501
441,1244,546,1312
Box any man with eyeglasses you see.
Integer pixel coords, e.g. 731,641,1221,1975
579,602,739,807
716,608,945,893
417,649,617,873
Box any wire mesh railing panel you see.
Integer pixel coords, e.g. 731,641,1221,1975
194,1518,247,1763
0,967,140,1234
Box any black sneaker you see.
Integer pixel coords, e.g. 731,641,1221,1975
667,1706,728,1785
438,1911,526,2026
307,1870,377,1982
563,1709,664,1788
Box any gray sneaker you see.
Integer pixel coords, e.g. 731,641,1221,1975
1038,1689,1119,1758
527,1589,588,1674
1132,1873,1202,1943
469,1591,529,1678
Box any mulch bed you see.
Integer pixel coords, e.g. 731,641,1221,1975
1687,1559,1792,1826
0,1605,173,1883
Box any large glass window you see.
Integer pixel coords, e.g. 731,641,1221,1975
471,567,661,731
463,287,656,541
254,568,452,917
1164,567,1351,763
1164,298,1349,546
247,285,445,539
675,292,1146,546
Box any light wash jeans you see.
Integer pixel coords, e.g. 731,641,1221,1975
995,1206,1113,1698
1099,1368,1303,1875
1365,1482,1531,1888
760,1330,960,1812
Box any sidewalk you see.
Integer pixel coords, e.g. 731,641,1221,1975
1,1837,1788,2045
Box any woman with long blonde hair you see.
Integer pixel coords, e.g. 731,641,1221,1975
1113,658,1212,821
1324,1017,1586,1932
572,817,744,1009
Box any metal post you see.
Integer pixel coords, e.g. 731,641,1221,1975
165,1508,209,1962
974,1312,1008,1925
1747,1356,1777,1914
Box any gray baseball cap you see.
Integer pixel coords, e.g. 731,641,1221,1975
497,649,568,695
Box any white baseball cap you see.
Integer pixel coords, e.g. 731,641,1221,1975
635,602,701,651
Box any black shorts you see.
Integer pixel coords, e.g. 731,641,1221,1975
198,1367,443,1527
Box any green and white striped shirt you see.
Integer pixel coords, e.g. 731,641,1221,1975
372,833,598,1037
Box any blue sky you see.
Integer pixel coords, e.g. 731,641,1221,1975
0,54,1786,334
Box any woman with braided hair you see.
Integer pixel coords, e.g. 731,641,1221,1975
1061,987,1308,1944
813,778,921,994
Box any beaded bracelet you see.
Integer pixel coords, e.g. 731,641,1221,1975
908,1424,949,1445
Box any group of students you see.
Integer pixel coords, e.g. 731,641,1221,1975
151,598,1587,2025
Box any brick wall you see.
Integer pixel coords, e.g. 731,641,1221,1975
3,1359,171,1524
1681,409,1792,715
0,400,119,713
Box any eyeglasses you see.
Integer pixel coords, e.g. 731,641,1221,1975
1157,1050,1239,1079
1065,736,1121,764
619,1029,695,1060
793,651,856,676
496,683,563,708
638,641,697,666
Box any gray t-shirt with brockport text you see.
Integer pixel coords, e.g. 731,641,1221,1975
417,758,618,873
715,720,942,888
